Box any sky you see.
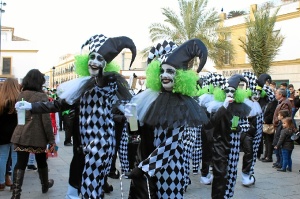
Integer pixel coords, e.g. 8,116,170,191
1,0,268,72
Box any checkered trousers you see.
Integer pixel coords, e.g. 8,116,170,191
192,126,202,173
249,112,264,175
119,121,130,173
224,117,249,198
79,83,118,199
182,127,198,190
138,126,185,199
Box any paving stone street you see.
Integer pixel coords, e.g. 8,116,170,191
1,129,300,199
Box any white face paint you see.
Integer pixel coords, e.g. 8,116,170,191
251,90,261,102
224,87,235,98
160,64,176,91
88,52,106,77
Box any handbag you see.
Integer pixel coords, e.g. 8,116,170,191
263,124,274,134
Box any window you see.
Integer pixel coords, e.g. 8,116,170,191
2,57,11,75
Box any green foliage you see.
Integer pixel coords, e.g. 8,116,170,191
239,6,284,76
148,0,234,69
227,10,247,19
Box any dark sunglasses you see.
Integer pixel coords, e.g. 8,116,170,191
225,89,235,94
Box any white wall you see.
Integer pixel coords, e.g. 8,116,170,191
274,17,300,61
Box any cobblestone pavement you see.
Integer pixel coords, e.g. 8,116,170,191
1,130,300,199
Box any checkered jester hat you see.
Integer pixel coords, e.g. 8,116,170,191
147,40,178,64
203,72,228,90
81,34,137,69
161,38,208,72
241,71,258,93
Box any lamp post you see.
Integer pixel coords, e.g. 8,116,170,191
52,66,55,89
0,1,6,67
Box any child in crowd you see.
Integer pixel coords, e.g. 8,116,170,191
272,110,289,169
274,117,296,172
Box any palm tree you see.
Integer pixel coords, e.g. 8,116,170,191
145,0,234,70
227,10,247,19
239,5,284,76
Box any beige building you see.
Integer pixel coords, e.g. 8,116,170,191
216,0,300,89
0,26,38,84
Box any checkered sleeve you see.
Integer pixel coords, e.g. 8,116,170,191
263,85,275,102
138,127,183,177
119,121,130,173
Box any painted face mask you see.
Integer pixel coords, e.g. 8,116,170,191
225,87,235,98
160,64,176,91
251,90,261,102
88,52,106,77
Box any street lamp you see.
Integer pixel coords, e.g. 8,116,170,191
0,1,6,66
52,66,55,89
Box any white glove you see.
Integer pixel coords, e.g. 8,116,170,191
124,103,136,118
223,97,234,109
15,101,32,110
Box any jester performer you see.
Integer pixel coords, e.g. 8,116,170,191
196,72,229,185
125,38,209,199
239,72,275,186
15,34,136,199
205,74,251,199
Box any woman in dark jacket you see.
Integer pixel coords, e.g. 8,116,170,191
261,100,278,162
10,69,55,198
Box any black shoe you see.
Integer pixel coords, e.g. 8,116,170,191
64,142,73,146
258,157,266,161
261,159,272,162
277,169,286,172
102,182,113,193
108,169,120,179
287,168,292,172
27,165,37,170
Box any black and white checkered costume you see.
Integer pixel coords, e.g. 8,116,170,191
119,121,130,173
191,126,202,174
209,104,250,199
225,117,249,198
79,83,118,198
138,126,186,198
182,126,198,190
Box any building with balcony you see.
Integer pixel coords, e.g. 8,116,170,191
216,0,300,88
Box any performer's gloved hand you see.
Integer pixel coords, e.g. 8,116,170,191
125,167,144,179
15,101,32,110
124,103,133,118
223,97,234,109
